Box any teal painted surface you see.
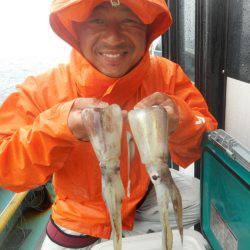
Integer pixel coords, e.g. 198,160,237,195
0,208,51,250
201,137,250,250
0,188,15,214
19,208,51,250
0,184,55,249
0,189,23,246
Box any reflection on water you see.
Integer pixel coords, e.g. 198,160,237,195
0,56,68,104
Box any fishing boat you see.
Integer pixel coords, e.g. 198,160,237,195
0,0,249,249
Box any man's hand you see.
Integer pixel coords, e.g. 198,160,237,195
134,92,179,134
68,98,109,141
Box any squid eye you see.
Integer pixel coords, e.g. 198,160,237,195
152,175,159,181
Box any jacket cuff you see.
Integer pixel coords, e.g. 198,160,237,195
168,95,195,141
58,100,79,142
39,99,80,144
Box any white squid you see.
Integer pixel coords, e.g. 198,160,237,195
82,104,124,250
128,106,183,250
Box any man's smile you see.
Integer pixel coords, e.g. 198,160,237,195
97,50,129,65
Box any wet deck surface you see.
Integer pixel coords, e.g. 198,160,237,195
0,184,54,250
1,207,51,250
0,188,15,214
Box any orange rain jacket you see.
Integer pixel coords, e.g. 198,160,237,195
0,0,217,238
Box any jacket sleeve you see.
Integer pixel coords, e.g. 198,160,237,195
0,75,79,192
168,65,218,168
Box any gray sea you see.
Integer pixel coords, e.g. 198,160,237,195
0,56,68,105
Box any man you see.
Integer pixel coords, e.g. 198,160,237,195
0,0,217,249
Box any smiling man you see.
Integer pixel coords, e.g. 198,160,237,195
0,0,217,249
74,3,147,78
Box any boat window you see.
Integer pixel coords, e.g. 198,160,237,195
179,0,195,82
150,37,162,57
227,0,250,83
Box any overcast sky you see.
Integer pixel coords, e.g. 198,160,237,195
0,0,70,60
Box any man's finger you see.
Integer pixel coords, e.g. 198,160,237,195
161,98,176,114
134,92,168,109
73,98,109,110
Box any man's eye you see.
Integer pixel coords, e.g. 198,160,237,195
89,19,105,24
121,18,139,24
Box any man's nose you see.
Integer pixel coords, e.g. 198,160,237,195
102,23,125,45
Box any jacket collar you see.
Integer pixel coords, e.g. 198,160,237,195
70,49,150,108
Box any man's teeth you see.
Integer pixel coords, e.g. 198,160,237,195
102,53,121,58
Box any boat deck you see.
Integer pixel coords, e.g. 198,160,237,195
0,184,54,250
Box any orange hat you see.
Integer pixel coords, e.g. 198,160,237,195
50,0,172,51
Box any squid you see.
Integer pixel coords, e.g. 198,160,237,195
81,104,124,250
128,106,183,250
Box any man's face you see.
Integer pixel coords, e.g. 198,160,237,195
75,3,147,78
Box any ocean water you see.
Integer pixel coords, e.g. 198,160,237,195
0,56,68,104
